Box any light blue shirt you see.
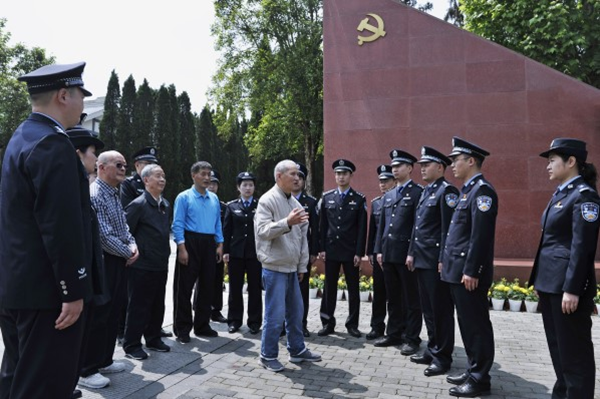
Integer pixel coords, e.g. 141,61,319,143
172,186,224,244
558,175,581,192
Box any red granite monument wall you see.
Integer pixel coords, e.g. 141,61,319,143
323,0,600,261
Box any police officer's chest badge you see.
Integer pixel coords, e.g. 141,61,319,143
445,193,458,208
581,202,599,222
476,195,492,212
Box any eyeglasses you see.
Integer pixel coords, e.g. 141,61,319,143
113,163,128,170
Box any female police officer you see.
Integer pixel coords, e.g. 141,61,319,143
530,138,600,399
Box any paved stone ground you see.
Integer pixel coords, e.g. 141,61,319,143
2,249,600,398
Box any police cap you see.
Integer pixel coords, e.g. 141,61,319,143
236,171,256,185
210,170,221,183
65,126,104,150
417,146,452,166
296,162,308,179
448,136,490,160
133,147,158,164
539,138,588,162
377,164,394,180
18,62,92,97
332,159,356,173
389,149,417,166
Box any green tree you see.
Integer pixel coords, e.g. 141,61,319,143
132,79,155,148
443,0,463,27
116,75,136,162
176,91,197,195
400,0,432,12
100,70,120,150
153,84,178,201
461,0,600,88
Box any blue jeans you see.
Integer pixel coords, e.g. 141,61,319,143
260,269,306,360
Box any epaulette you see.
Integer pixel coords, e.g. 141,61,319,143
371,195,382,203
304,193,317,201
441,180,450,187
477,179,490,188
353,190,365,198
226,199,239,205
579,184,595,193
323,189,336,196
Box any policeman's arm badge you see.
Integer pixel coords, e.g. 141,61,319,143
581,202,599,222
476,195,492,212
445,193,458,208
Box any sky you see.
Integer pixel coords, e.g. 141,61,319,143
2,0,449,114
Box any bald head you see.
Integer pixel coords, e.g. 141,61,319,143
97,150,127,187
274,159,300,194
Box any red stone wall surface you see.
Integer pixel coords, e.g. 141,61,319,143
323,0,600,259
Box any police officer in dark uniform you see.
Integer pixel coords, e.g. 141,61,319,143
292,163,319,337
406,146,458,376
223,172,262,334
365,165,395,341
120,146,158,207
530,138,600,399
318,159,367,338
374,150,423,355
441,137,497,398
207,170,228,323
0,62,93,398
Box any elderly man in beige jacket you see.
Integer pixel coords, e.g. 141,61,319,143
254,160,322,372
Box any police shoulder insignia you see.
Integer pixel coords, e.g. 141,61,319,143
581,202,599,222
476,195,492,212
445,193,459,208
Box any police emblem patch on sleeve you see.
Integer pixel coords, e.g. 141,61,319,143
581,202,599,222
445,193,458,208
476,195,492,212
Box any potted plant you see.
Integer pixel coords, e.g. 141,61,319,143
337,275,347,300
490,278,509,310
507,278,526,312
359,275,371,302
594,286,600,315
223,273,229,292
524,284,539,313
309,273,324,299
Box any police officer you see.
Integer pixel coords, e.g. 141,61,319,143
374,150,423,355
406,146,458,376
318,159,367,338
441,137,497,398
207,170,228,323
120,146,158,207
0,62,92,398
530,138,600,399
365,165,395,341
223,172,262,334
292,163,319,337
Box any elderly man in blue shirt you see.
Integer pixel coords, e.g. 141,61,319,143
172,161,224,343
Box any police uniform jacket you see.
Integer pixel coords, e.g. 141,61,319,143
0,113,90,309
408,178,459,269
441,175,497,287
223,197,258,259
374,181,422,264
297,192,319,256
529,177,600,295
367,195,384,256
125,191,171,271
121,173,145,208
319,188,367,262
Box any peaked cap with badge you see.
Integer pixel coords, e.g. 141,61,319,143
133,146,159,164
210,170,221,183
332,159,356,173
236,171,256,184
297,162,308,178
376,164,394,180
539,138,588,161
448,136,490,161
66,126,105,150
18,62,92,97
389,149,417,166
417,146,451,166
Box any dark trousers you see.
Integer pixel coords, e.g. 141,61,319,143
383,262,422,345
298,269,310,328
211,261,225,313
370,260,387,333
320,259,360,329
0,307,85,399
81,253,127,376
123,268,168,353
173,232,216,337
539,291,595,399
416,268,454,368
227,258,262,328
450,283,494,384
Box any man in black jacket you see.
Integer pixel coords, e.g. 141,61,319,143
318,159,367,338
123,164,172,360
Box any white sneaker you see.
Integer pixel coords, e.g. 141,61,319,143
98,361,126,374
78,373,110,389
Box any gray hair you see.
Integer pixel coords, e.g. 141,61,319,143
141,164,163,179
274,159,297,181
97,150,123,165
191,161,212,174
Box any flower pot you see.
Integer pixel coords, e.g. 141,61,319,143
491,298,505,311
224,283,228,292
337,290,345,301
243,283,248,293
309,288,318,299
360,291,370,302
596,303,600,315
525,300,538,313
508,299,522,312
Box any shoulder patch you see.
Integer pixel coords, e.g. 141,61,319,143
371,195,382,203
476,195,492,212
445,193,459,208
579,184,593,193
581,202,599,222
226,199,238,205
477,179,490,188
306,194,316,201
354,190,365,198
323,189,336,196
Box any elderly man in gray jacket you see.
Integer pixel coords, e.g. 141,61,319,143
254,160,322,372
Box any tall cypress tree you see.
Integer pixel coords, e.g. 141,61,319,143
132,79,155,149
100,70,120,151
116,75,136,162
177,91,197,195
154,85,177,201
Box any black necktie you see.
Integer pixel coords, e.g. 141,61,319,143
397,185,404,197
340,193,346,202
244,200,249,208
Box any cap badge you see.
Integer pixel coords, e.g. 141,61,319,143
421,147,426,156
339,160,345,166
150,148,156,155
381,166,386,171
392,150,398,157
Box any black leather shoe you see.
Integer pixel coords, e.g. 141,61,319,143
449,377,491,397
366,329,384,340
374,336,403,347
195,327,218,337
447,372,469,385
280,327,286,337
303,327,310,337
176,335,190,344
72,389,82,399
248,325,261,335
410,353,432,365
424,363,449,377
160,328,173,337
317,325,335,336
347,327,362,338
400,342,419,355
228,324,240,333
211,312,228,323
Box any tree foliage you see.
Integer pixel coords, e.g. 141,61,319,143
461,0,600,88
100,71,120,150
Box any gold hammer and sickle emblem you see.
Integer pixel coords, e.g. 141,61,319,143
357,13,386,46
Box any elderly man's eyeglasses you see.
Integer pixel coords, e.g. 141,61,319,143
113,163,128,170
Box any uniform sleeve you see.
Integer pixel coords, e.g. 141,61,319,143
374,206,385,255
439,186,459,263
120,179,138,208
298,221,310,273
223,204,233,253
564,192,600,294
318,197,327,253
213,196,224,243
308,200,319,256
355,196,368,257
171,193,187,244
464,186,498,278
367,203,377,256
27,134,87,303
